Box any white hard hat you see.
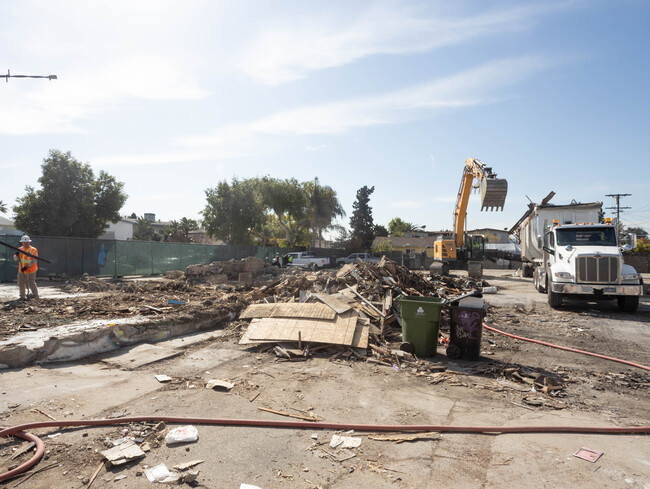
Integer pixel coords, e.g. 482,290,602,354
20,235,31,243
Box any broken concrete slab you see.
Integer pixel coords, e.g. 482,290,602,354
0,312,233,369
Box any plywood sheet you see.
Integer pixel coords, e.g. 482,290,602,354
240,311,357,346
239,302,336,320
313,292,353,314
240,318,368,349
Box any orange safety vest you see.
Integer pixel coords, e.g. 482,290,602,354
18,245,38,274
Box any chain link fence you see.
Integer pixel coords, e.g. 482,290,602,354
0,235,283,282
0,234,428,283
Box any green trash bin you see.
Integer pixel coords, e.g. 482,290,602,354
397,296,445,357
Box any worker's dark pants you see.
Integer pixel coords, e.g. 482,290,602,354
17,271,39,299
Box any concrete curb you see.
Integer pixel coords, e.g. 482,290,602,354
0,312,235,369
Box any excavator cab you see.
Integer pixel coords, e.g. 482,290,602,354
465,234,486,260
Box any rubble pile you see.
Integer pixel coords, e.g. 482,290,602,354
237,257,488,377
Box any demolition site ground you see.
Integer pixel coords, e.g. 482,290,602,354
0,262,648,489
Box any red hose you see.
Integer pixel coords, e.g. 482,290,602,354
0,428,45,482
2,416,649,482
483,323,650,372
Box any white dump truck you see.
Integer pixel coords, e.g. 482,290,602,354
512,199,643,312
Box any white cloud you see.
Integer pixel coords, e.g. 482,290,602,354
305,144,328,152
92,56,549,165
239,1,568,84
250,57,548,135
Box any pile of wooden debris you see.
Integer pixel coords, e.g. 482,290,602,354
237,257,489,369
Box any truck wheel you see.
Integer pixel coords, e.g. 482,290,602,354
547,281,563,308
522,264,533,278
533,270,546,293
617,296,639,313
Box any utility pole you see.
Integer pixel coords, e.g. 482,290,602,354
606,193,631,233
2,69,57,82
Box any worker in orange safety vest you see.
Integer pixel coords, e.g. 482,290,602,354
13,235,39,300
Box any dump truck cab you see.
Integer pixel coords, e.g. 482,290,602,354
540,220,642,311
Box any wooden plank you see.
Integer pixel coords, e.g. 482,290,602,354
313,293,352,314
242,311,360,346
346,286,385,317
350,322,369,349
336,263,355,279
239,303,336,320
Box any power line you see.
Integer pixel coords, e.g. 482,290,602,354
606,193,631,228
3,69,57,82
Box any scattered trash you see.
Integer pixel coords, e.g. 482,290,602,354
144,463,181,483
368,432,441,443
167,300,186,305
330,434,362,449
258,406,323,422
482,286,498,294
240,484,263,489
155,374,173,383
205,379,235,391
573,447,604,463
101,440,146,466
172,459,204,471
47,432,61,438
165,425,199,445
311,433,319,440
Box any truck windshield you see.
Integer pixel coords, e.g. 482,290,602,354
556,227,617,246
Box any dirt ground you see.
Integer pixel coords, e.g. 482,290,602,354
0,268,648,489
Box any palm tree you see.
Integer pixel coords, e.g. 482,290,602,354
304,178,345,247
0,200,7,214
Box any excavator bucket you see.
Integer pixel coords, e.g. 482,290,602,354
480,177,507,211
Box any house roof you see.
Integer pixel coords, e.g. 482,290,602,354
373,235,440,248
0,216,14,226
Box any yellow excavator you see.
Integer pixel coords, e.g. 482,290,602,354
430,158,508,278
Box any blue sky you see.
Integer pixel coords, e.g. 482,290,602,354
1,0,649,237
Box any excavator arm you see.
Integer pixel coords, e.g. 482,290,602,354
453,158,508,248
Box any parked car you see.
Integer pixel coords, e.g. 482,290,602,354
336,253,381,266
285,251,330,269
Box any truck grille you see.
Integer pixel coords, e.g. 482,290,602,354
576,255,619,284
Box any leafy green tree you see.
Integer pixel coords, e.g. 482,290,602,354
202,178,264,244
388,217,408,236
625,226,648,239
259,177,308,247
374,224,389,237
13,149,126,237
133,216,158,241
388,217,423,236
372,237,395,253
303,178,345,247
0,200,7,214
350,185,375,250
164,217,200,242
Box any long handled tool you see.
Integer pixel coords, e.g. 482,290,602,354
0,239,52,263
